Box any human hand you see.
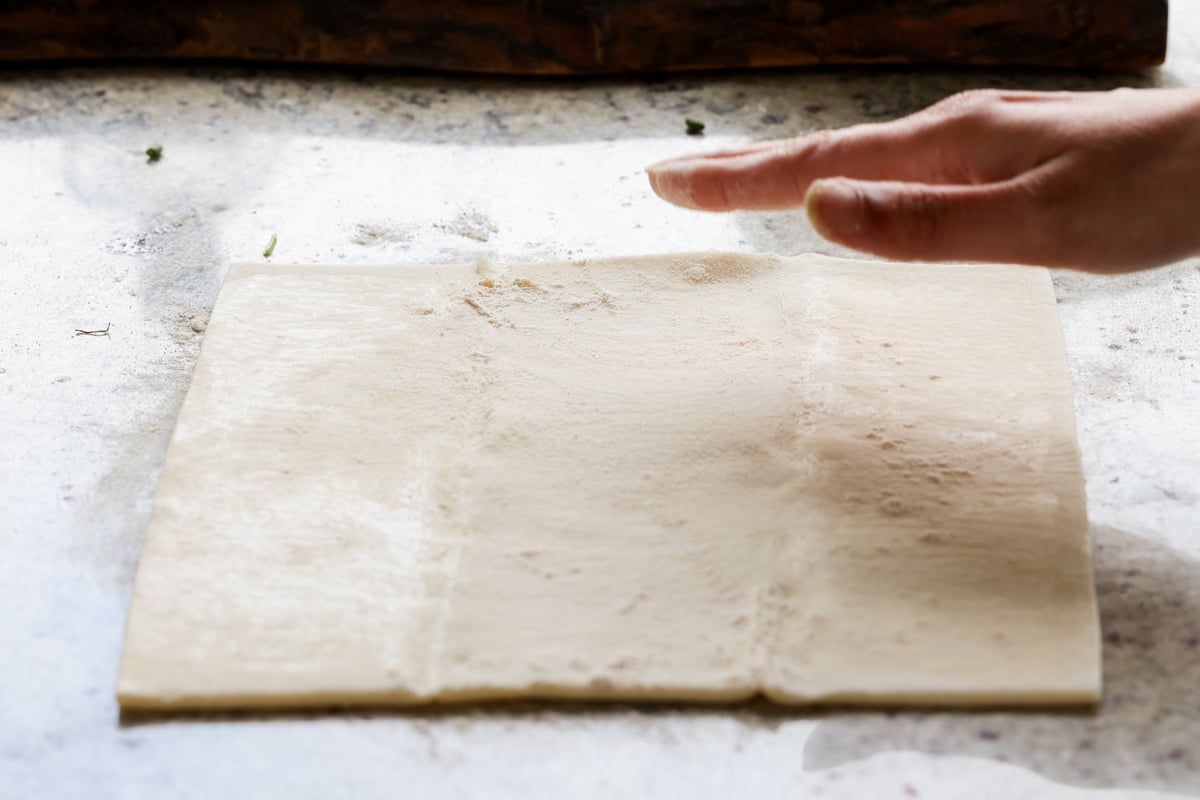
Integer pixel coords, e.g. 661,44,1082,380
646,88,1200,273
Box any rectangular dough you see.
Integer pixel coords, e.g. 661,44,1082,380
117,253,1100,710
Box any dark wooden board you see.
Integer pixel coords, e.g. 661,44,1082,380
0,0,1168,73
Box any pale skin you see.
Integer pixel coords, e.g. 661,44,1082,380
646,87,1200,274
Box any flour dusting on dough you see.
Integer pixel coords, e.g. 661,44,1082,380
117,253,1098,711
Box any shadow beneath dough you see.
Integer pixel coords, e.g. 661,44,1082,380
117,527,1200,793
800,524,1200,795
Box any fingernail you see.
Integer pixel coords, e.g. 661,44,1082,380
807,179,865,236
645,162,699,209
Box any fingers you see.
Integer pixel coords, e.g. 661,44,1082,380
804,171,1061,265
645,89,1079,213
647,120,959,212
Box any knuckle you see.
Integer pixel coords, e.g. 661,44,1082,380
1017,169,1085,263
925,89,1007,130
776,129,834,163
929,88,1000,114
1022,157,1085,217
956,88,1005,107
776,130,839,195
889,190,950,254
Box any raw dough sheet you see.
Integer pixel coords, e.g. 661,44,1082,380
118,253,1100,710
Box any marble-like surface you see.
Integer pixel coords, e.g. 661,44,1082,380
2,11,1199,800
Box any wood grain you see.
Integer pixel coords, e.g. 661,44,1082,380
0,0,1168,73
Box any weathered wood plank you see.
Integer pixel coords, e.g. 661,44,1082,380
0,0,1168,73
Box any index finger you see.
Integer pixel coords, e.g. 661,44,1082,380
646,119,960,212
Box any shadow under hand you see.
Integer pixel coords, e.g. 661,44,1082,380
803,524,1200,794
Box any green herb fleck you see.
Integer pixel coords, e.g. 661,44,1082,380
263,234,278,258
145,145,163,162
685,118,705,136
